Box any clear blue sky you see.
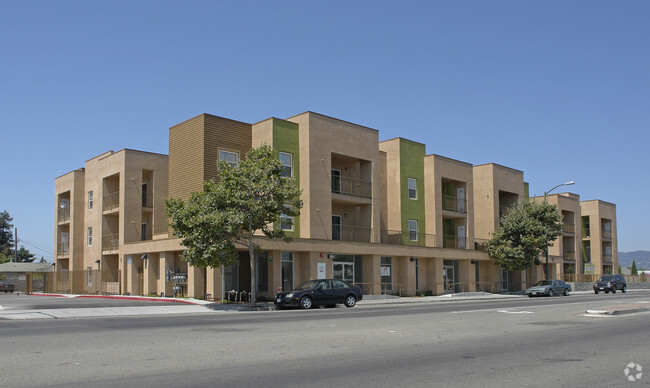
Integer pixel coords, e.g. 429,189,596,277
1,1,648,261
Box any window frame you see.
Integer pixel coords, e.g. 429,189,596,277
87,227,93,246
218,150,239,167
279,152,293,178
408,220,418,241
280,205,294,231
408,178,417,200
88,191,94,210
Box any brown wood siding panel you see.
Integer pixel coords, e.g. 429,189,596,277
203,114,252,181
169,115,205,200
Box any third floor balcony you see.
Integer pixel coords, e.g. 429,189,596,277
103,191,120,213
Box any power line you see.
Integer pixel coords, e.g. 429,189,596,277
17,239,54,257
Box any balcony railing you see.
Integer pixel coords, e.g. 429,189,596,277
442,196,466,213
331,176,372,198
563,250,575,261
58,208,70,222
102,233,120,251
57,242,69,256
103,191,120,211
332,225,372,243
583,227,590,238
601,230,612,240
602,254,613,263
562,223,575,234
443,235,467,249
380,230,436,246
474,239,488,251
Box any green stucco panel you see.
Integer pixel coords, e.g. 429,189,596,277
399,139,426,246
273,119,300,237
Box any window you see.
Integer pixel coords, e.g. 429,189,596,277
87,267,93,286
281,252,294,291
279,152,293,178
331,169,341,193
408,178,417,199
409,220,418,241
219,150,239,167
88,191,93,210
381,256,392,291
141,222,148,241
281,205,294,231
87,227,92,246
332,215,342,240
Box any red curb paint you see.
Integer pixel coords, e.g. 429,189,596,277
75,295,201,305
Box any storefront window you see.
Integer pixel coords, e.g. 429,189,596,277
380,256,392,291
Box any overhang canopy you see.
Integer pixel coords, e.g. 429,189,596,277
0,262,55,273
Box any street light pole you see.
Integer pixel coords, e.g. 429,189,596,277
543,180,575,280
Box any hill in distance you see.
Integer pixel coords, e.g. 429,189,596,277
619,251,650,269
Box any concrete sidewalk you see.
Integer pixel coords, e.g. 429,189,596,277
1,289,649,320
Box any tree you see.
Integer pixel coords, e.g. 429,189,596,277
166,144,303,307
0,211,14,261
631,260,638,275
486,200,563,272
15,246,35,262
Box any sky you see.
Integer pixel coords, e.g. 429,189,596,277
1,1,649,261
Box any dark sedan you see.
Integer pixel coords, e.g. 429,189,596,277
275,279,363,309
0,280,15,293
525,280,571,297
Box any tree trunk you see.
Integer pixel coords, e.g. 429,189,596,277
248,224,256,308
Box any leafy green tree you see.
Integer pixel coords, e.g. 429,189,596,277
0,211,15,261
631,260,638,275
16,246,35,262
486,200,563,272
167,145,303,307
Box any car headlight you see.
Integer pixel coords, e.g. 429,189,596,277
286,293,294,298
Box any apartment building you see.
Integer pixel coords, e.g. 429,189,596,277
53,111,617,298
580,200,618,276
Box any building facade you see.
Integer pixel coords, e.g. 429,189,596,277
53,112,618,298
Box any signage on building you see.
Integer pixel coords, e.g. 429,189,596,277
317,262,326,279
584,263,595,274
380,266,391,277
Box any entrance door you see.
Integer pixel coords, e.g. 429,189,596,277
443,264,455,293
501,268,510,292
333,262,354,282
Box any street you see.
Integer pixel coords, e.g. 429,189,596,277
1,293,649,387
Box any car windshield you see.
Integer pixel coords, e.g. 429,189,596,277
293,280,319,290
599,275,615,281
535,281,553,286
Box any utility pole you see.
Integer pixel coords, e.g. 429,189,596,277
14,227,17,263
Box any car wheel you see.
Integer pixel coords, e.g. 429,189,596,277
594,289,599,294
344,294,357,308
548,289,554,297
528,295,533,298
299,296,313,309
622,285,627,293
563,288,568,296
604,289,609,294
612,286,617,294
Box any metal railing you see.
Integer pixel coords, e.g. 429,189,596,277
331,176,372,198
57,242,69,256
44,269,122,294
442,196,467,213
332,225,372,243
601,230,612,239
474,239,488,251
443,235,467,249
354,282,404,296
602,254,613,263
563,223,575,234
103,191,120,211
380,230,436,246
563,250,575,260
58,208,70,222
102,233,120,251
583,227,590,237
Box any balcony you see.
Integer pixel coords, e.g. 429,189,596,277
103,191,120,212
563,250,575,261
443,235,468,249
442,196,466,213
58,208,70,223
380,230,436,246
562,223,575,235
602,253,613,263
332,225,371,243
102,233,120,251
474,238,488,251
583,227,590,238
601,230,612,240
331,176,372,199
57,242,69,256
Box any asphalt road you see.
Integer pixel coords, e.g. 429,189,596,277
2,292,649,387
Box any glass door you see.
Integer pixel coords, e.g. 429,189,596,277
333,262,354,282
443,264,454,293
